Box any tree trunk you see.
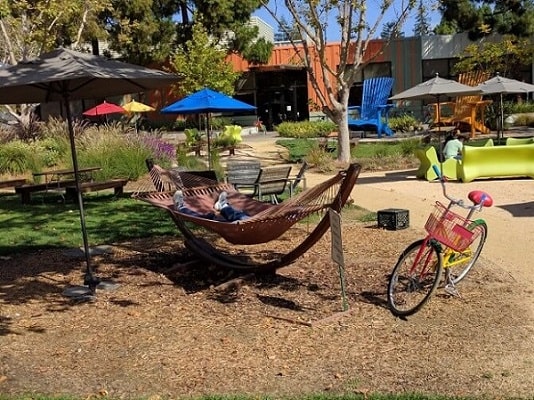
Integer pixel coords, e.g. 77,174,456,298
337,120,351,163
331,109,351,164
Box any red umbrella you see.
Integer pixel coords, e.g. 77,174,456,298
83,101,125,116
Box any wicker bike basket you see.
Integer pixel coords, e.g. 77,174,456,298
424,202,482,252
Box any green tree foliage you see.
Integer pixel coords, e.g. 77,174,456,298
436,0,534,80
100,0,178,65
381,21,405,39
454,37,533,78
226,23,274,65
413,0,432,36
174,0,272,64
169,21,240,97
0,0,108,62
103,0,271,66
275,16,301,42
435,0,534,39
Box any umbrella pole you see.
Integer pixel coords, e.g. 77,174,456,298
500,93,504,141
207,113,211,170
64,98,99,294
436,95,444,176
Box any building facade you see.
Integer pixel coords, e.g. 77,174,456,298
228,30,533,126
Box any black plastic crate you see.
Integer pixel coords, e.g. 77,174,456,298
377,208,409,230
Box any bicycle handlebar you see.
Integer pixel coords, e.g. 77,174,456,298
432,165,486,211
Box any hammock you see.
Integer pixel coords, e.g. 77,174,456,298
134,163,361,270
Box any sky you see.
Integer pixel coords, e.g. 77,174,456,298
252,0,442,40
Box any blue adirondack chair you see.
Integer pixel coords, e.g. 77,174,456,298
347,77,395,138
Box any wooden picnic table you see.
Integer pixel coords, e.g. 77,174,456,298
15,167,101,204
32,166,101,183
0,178,27,189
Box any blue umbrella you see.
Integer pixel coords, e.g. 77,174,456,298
161,88,256,168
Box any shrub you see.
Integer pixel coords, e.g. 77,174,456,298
276,120,337,138
0,140,40,175
176,147,209,171
486,100,534,129
36,136,70,167
74,127,176,181
305,145,336,172
389,114,423,133
184,128,205,148
214,125,243,148
42,116,89,140
398,138,422,156
140,134,177,163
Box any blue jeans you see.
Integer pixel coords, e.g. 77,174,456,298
178,206,248,222
220,206,249,221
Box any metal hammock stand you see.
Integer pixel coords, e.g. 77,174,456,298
134,163,361,272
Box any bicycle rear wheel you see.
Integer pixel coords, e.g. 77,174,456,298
387,239,442,317
446,220,487,285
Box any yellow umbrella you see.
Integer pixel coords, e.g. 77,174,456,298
122,99,156,113
123,100,156,132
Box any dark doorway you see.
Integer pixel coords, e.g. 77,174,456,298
236,67,309,131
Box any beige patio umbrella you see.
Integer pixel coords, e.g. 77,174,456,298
476,73,534,139
390,73,482,175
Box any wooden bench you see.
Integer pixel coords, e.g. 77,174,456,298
0,178,27,189
65,179,129,199
15,179,77,204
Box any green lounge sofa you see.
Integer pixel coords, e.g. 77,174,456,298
506,137,534,146
458,142,534,182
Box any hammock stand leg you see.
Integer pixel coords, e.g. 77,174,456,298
169,164,361,272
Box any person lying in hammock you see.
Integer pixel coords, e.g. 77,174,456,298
173,190,250,222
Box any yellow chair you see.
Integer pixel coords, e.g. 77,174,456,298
414,146,459,181
430,71,493,138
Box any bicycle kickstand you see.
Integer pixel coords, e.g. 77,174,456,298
444,269,462,297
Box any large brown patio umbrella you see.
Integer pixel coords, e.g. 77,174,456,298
390,74,481,175
476,73,534,140
0,48,180,295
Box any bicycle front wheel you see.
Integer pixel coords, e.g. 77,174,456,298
387,239,443,317
447,220,488,285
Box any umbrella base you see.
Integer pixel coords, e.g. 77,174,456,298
62,280,120,301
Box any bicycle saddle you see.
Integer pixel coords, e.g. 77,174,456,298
468,190,493,207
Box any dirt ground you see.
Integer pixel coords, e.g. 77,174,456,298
1,132,533,398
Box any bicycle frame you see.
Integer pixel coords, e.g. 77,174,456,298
409,236,440,277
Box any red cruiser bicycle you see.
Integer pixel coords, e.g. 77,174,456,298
387,166,493,317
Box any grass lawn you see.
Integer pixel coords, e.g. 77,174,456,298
0,192,178,256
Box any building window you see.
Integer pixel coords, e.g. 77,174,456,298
422,58,459,81
363,62,392,80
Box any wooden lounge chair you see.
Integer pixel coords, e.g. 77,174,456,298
251,165,292,204
348,77,395,138
430,71,492,138
135,163,361,272
225,159,261,196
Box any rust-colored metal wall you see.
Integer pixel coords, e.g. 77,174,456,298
227,38,420,114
